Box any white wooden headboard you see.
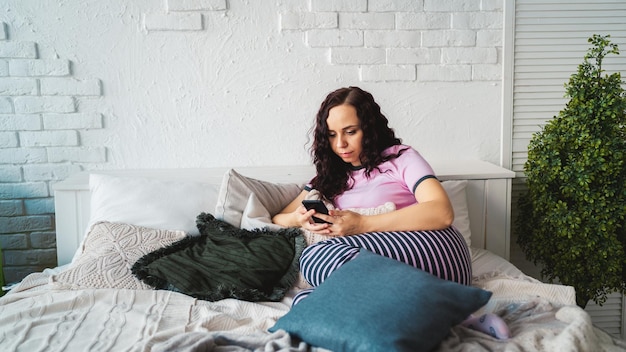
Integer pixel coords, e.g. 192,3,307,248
52,160,515,266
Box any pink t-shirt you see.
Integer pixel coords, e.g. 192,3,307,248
308,145,436,209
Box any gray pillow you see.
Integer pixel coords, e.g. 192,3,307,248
214,169,302,228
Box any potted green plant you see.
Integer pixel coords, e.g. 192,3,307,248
516,34,626,308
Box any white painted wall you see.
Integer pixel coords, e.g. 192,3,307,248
0,0,504,281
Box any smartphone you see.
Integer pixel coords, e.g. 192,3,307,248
302,199,331,224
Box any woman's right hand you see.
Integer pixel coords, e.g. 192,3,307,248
272,190,331,233
295,205,332,233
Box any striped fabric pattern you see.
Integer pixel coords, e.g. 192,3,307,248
295,227,472,304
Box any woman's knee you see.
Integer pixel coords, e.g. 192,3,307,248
298,240,359,286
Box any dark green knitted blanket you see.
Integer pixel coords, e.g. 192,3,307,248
132,212,304,302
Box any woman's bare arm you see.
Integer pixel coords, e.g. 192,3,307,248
316,178,454,236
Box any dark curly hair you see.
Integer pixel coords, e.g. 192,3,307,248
310,87,405,202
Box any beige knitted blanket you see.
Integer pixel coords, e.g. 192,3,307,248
1,262,624,351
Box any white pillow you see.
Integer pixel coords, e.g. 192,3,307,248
89,173,218,236
215,169,303,228
441,180,471,247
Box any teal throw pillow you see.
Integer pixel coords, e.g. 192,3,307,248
270,249,491,352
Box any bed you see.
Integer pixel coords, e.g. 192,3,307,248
1,160,624,351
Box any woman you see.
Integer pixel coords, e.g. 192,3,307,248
273,86,468,283
273,86,510,339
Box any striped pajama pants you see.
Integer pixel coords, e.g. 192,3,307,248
293,227,472,305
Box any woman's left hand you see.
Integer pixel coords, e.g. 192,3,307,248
326,209,363,237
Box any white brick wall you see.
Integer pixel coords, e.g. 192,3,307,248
0,22,6,40
360,64,416,81
368,0,421,12
14,96,76,114
0,98,12,113
422,30,476,47
396,13,450,29
418,64,472,81
0,22,103,283
9,59,70,76
280,12,337,30
311,0,368,12
0,182,48,199
0,114,41,130
0,166,21,182
306,29,363,47
20,130,79,147
365,30,421,47
144,0,227,31
166,0,227,12
23,164,82,181
143,13,203,31
40,78,101,96
47,146,106,163
0,147,47,163
387,48,440,64
280,1,502,82
0,41,37,58
339,13,395,29
0,78,38,95
426,0,480,12
0,132,17,147
43,113,103,130
0,60,8,76
331,47,386,64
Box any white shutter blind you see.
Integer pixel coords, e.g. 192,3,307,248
511,0,626,176
509,0,626,339
585,292,625,338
